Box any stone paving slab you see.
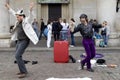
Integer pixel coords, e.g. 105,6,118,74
0,50,120,80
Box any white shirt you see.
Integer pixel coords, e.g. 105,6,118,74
61,22,69,30
47,24,52,33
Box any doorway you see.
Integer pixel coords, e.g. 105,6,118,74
48,4,62,21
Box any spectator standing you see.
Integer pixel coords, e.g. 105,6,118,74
52,20,59,41
101,21,110,47
92,19,102,39
32,18,39,37
69,18,76,47
47,20,52,48
39,19,46,40
52,18,63,41
61,19,69,40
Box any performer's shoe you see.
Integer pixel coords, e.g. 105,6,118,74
16,72,22,75
18,73,27,78
87,68,94,72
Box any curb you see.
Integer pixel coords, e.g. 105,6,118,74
0,47,120,52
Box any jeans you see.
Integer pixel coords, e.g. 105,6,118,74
61,30,68,40
94,32,102,39
102,35,109,46
39,30,47,40
82,38,96,69
70,32,75,45
34,28,40,38
15,39,30,73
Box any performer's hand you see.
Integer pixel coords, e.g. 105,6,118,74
30,2,34,11
5,3,10,10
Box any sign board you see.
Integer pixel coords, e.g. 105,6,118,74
38,0,70,4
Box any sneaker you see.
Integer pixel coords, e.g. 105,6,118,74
87,68,94,72
104,45,107,47
70,45,75,47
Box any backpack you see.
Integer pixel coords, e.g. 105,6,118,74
99,40,105,47
43,28,48,37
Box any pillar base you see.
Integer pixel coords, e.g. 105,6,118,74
0,33,11,47
108,33,120,47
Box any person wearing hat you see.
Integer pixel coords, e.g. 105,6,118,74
5,3,39,78
73,14,102,72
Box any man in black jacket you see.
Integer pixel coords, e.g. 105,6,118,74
52,18,63,41
39,19,46,40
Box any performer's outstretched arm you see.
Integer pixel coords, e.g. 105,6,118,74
5,3,16,17
27,2,35,21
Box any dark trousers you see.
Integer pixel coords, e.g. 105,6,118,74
82,38,96,69
39,30,47,40
54,32,60,41
15,39,30,73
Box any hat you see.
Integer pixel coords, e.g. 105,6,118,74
16,9,25,15
80,14,88,19
96,59,106,65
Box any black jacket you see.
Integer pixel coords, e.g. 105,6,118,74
41,21,45,31
92,23,102,33
73,23,101,39
52,22,63,33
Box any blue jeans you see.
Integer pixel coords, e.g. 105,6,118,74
39,29,47,40
61,30,68,40
94,32,102,39
102,35,109,46
34,28,40,38
70,32,75,45
15,39,30,73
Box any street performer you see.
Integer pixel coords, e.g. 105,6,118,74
73,14,102,72
5,2,39,78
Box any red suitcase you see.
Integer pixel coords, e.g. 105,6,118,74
54,41,69,63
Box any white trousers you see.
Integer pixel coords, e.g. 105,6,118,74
47,32,52,48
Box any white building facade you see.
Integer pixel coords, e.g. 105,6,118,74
0,0,120,47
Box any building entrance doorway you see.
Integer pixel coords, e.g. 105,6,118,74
48,4,62,21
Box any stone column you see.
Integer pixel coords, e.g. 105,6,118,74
62,4,69,21
0,0,11,47
97,0,120,46
41,4,48,24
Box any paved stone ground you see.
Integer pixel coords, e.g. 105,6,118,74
0,48,120,80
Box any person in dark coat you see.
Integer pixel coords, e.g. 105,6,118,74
52,18,63,41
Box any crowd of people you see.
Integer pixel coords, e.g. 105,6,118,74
33,18,77,48
33,17,110,48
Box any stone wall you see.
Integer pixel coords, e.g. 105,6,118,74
72,0,97,24
0,0,11,47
